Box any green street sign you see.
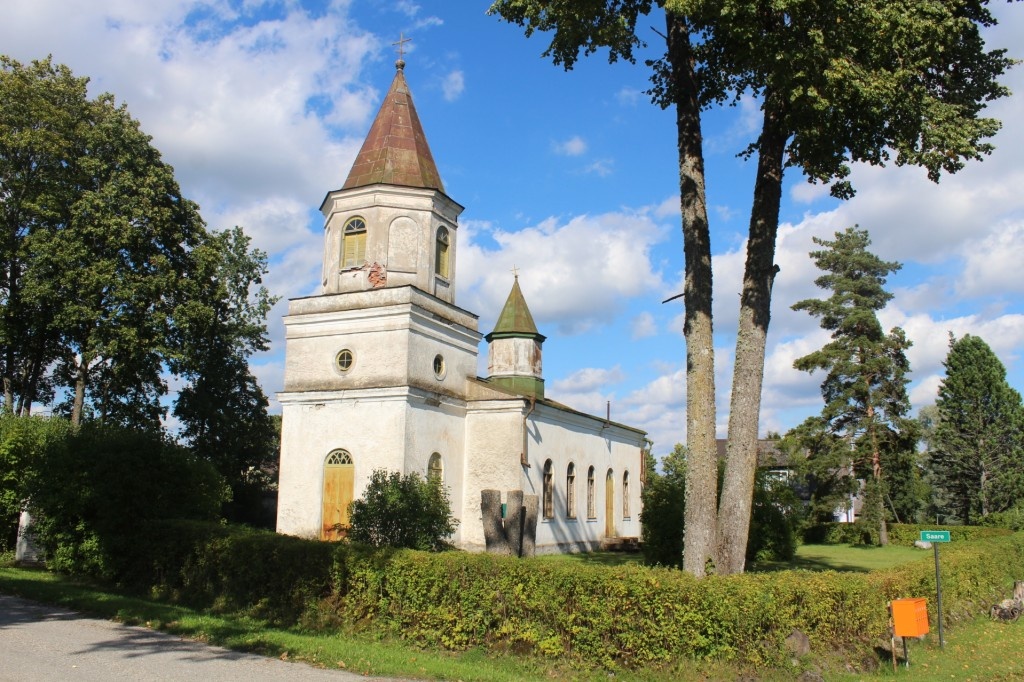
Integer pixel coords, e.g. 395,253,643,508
921,530,951,543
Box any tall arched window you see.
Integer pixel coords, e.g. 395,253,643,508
542,459,553,519
427,452,444,482
435,226,450,279
342,216,367,268
587,466,596,519
622,470,631,518
566,463,577,519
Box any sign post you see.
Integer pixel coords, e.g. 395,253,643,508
921,530,951,648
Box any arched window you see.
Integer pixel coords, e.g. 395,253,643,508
566,463,577,519
325,450,352,465
587,466,596,519
542,459,553,519
435,226,450,279
427,452,444,482
342,216,367,268
622,470,630,518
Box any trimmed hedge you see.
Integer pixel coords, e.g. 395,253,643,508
123,521,1024,669
803,522,1012,546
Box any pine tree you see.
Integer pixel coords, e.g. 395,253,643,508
932,335,1024,524
792,227,920,545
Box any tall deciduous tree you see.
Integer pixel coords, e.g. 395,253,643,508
931,334,1024,524
172,227,279,523
489,1,1012,574
1,57,276,442
791,227,919,545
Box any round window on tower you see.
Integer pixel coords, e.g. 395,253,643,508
336,349,354,373
432,354,446,380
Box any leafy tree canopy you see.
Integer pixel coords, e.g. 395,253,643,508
0,56,275,448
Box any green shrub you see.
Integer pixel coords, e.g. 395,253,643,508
640,446,686,567
100,515,1024,670
804,522,1012,546
24,423,227,577
747,471,803,562
0,415,74,551
347,469,457,551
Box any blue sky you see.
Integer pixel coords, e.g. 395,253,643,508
2,1,1022,456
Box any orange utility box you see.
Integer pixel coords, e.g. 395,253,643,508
891,598,929,637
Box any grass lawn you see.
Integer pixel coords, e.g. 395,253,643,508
754,543,930,573
831,615,1024,681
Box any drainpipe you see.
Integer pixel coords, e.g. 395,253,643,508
521,396,536,467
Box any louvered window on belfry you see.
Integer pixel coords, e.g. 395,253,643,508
342,217,367,268
542,459,554,519
435,226,450,279
326,450,352,465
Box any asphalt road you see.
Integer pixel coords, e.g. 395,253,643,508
0,595,398,681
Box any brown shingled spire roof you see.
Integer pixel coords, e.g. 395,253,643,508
342,62,444,192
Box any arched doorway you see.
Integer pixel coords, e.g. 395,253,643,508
321,450,354,540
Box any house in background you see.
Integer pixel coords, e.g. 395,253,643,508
275,59,646,553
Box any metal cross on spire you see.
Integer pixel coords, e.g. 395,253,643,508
393,33,411,70
511,264,519,279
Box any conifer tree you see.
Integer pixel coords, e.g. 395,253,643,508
792,227,919,545
932,334,1024,524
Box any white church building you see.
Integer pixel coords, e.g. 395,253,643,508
275,59,646,553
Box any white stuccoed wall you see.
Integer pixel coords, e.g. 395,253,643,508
521,404,643,553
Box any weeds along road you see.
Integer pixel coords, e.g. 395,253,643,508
0,595,398,681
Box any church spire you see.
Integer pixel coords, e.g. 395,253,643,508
342,58,444,192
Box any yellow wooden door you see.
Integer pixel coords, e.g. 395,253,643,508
321,459,354,541
605,469,615,538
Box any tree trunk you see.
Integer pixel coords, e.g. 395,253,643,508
666,10,717,578
71,357,87,427
716,93,787,575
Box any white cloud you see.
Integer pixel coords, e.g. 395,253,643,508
583,159,613,177
551,367,625,393
442,69,464,101
631,312,657,339
553,135,587,156
458,210,669,335
653,195,681,219
616,87,642,106
957,220,1024,298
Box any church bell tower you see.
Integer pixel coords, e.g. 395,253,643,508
319,58,463,302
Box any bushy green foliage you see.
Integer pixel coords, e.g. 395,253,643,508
642,445,803,566
24,423,226,576
746,471,803,562
805,522,1012,546
0,414,73,550
347,469,457,551
981,503,1024,532
81,515,1024,670
640,444,686,568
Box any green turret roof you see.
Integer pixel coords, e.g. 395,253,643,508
486,277,546,342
